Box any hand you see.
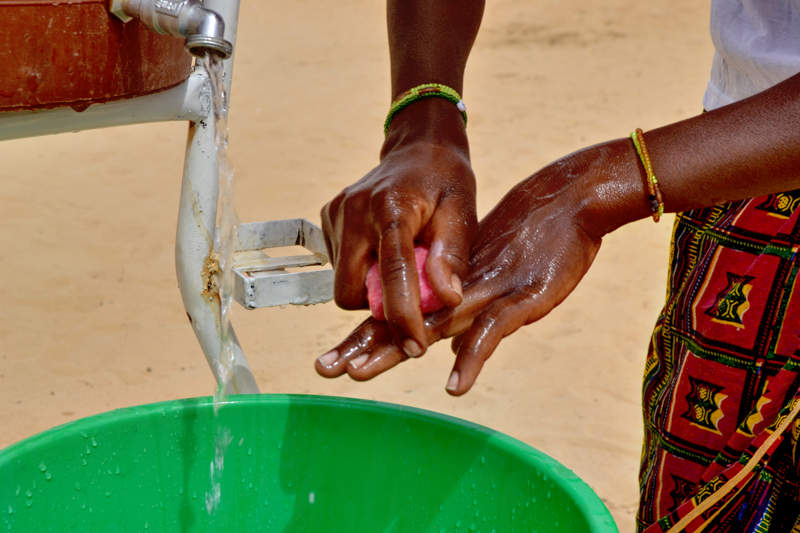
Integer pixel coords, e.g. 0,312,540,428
321,109,477,358
317,141,634,395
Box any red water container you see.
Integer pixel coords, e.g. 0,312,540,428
0,0,192,112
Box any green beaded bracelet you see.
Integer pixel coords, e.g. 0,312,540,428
383,83,467,135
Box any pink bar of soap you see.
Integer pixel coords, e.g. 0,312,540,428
365,246,444,321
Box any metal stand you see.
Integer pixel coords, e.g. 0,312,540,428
234,219,333,309
0,0,333,394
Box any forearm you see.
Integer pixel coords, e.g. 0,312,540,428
585,72,800,235
382,0,485,155
388,0,484,96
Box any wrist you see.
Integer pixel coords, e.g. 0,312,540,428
572,138,655,238
380,97,470,160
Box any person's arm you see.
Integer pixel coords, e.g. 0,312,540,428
317,72,800,395
320,1,485,359
586,73,800,234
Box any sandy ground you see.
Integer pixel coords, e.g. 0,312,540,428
0,1,712,530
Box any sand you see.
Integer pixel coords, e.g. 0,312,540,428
0,1,712,530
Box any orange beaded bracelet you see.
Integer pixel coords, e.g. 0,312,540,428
630,128,664,222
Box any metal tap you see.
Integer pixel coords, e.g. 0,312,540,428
110,0,233,59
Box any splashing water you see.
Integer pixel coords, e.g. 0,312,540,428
201,51,238,515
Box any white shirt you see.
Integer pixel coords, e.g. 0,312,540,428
703,0,800,111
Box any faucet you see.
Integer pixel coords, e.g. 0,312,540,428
110,0,233,59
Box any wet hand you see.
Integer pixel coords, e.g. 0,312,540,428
317,143,629,395
320,136,477,358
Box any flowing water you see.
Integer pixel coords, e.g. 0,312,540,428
201,52,238,515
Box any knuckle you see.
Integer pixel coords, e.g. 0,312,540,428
369,192,400,221
474,312,500,334
441,249,469,274
323,192,345,220
343,328,370,349
341,195,367,221
381,255,413,285
385,312,410,334
371,190,422,226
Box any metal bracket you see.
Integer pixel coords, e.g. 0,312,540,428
233,219,334,309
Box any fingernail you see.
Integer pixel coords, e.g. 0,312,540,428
450,274,462,298
402,339,423,358
349,354,369,369
446,371,459,391
318,350,338,367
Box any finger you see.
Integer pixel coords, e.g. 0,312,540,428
378,221,427,357
346,343,408,381
425,270,514,341
450,333,465,355
424,193,477,307
332,236,372,310
319,201,336,266
445,291,536,396
315,318,391,378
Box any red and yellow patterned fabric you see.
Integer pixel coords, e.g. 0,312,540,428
638,192,800,532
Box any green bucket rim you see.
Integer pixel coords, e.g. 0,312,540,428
1,394,618,532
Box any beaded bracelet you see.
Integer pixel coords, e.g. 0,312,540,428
384,83,467,135
630,128,664,222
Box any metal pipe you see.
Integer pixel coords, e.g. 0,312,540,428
110,0,233,59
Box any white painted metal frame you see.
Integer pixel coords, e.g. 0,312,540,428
233,219,333,309
0,0,337,394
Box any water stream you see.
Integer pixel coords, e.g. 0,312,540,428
201,52,238,515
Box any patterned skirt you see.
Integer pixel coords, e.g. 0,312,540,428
638,192,800,532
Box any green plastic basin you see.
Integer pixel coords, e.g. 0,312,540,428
0,395,617,532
